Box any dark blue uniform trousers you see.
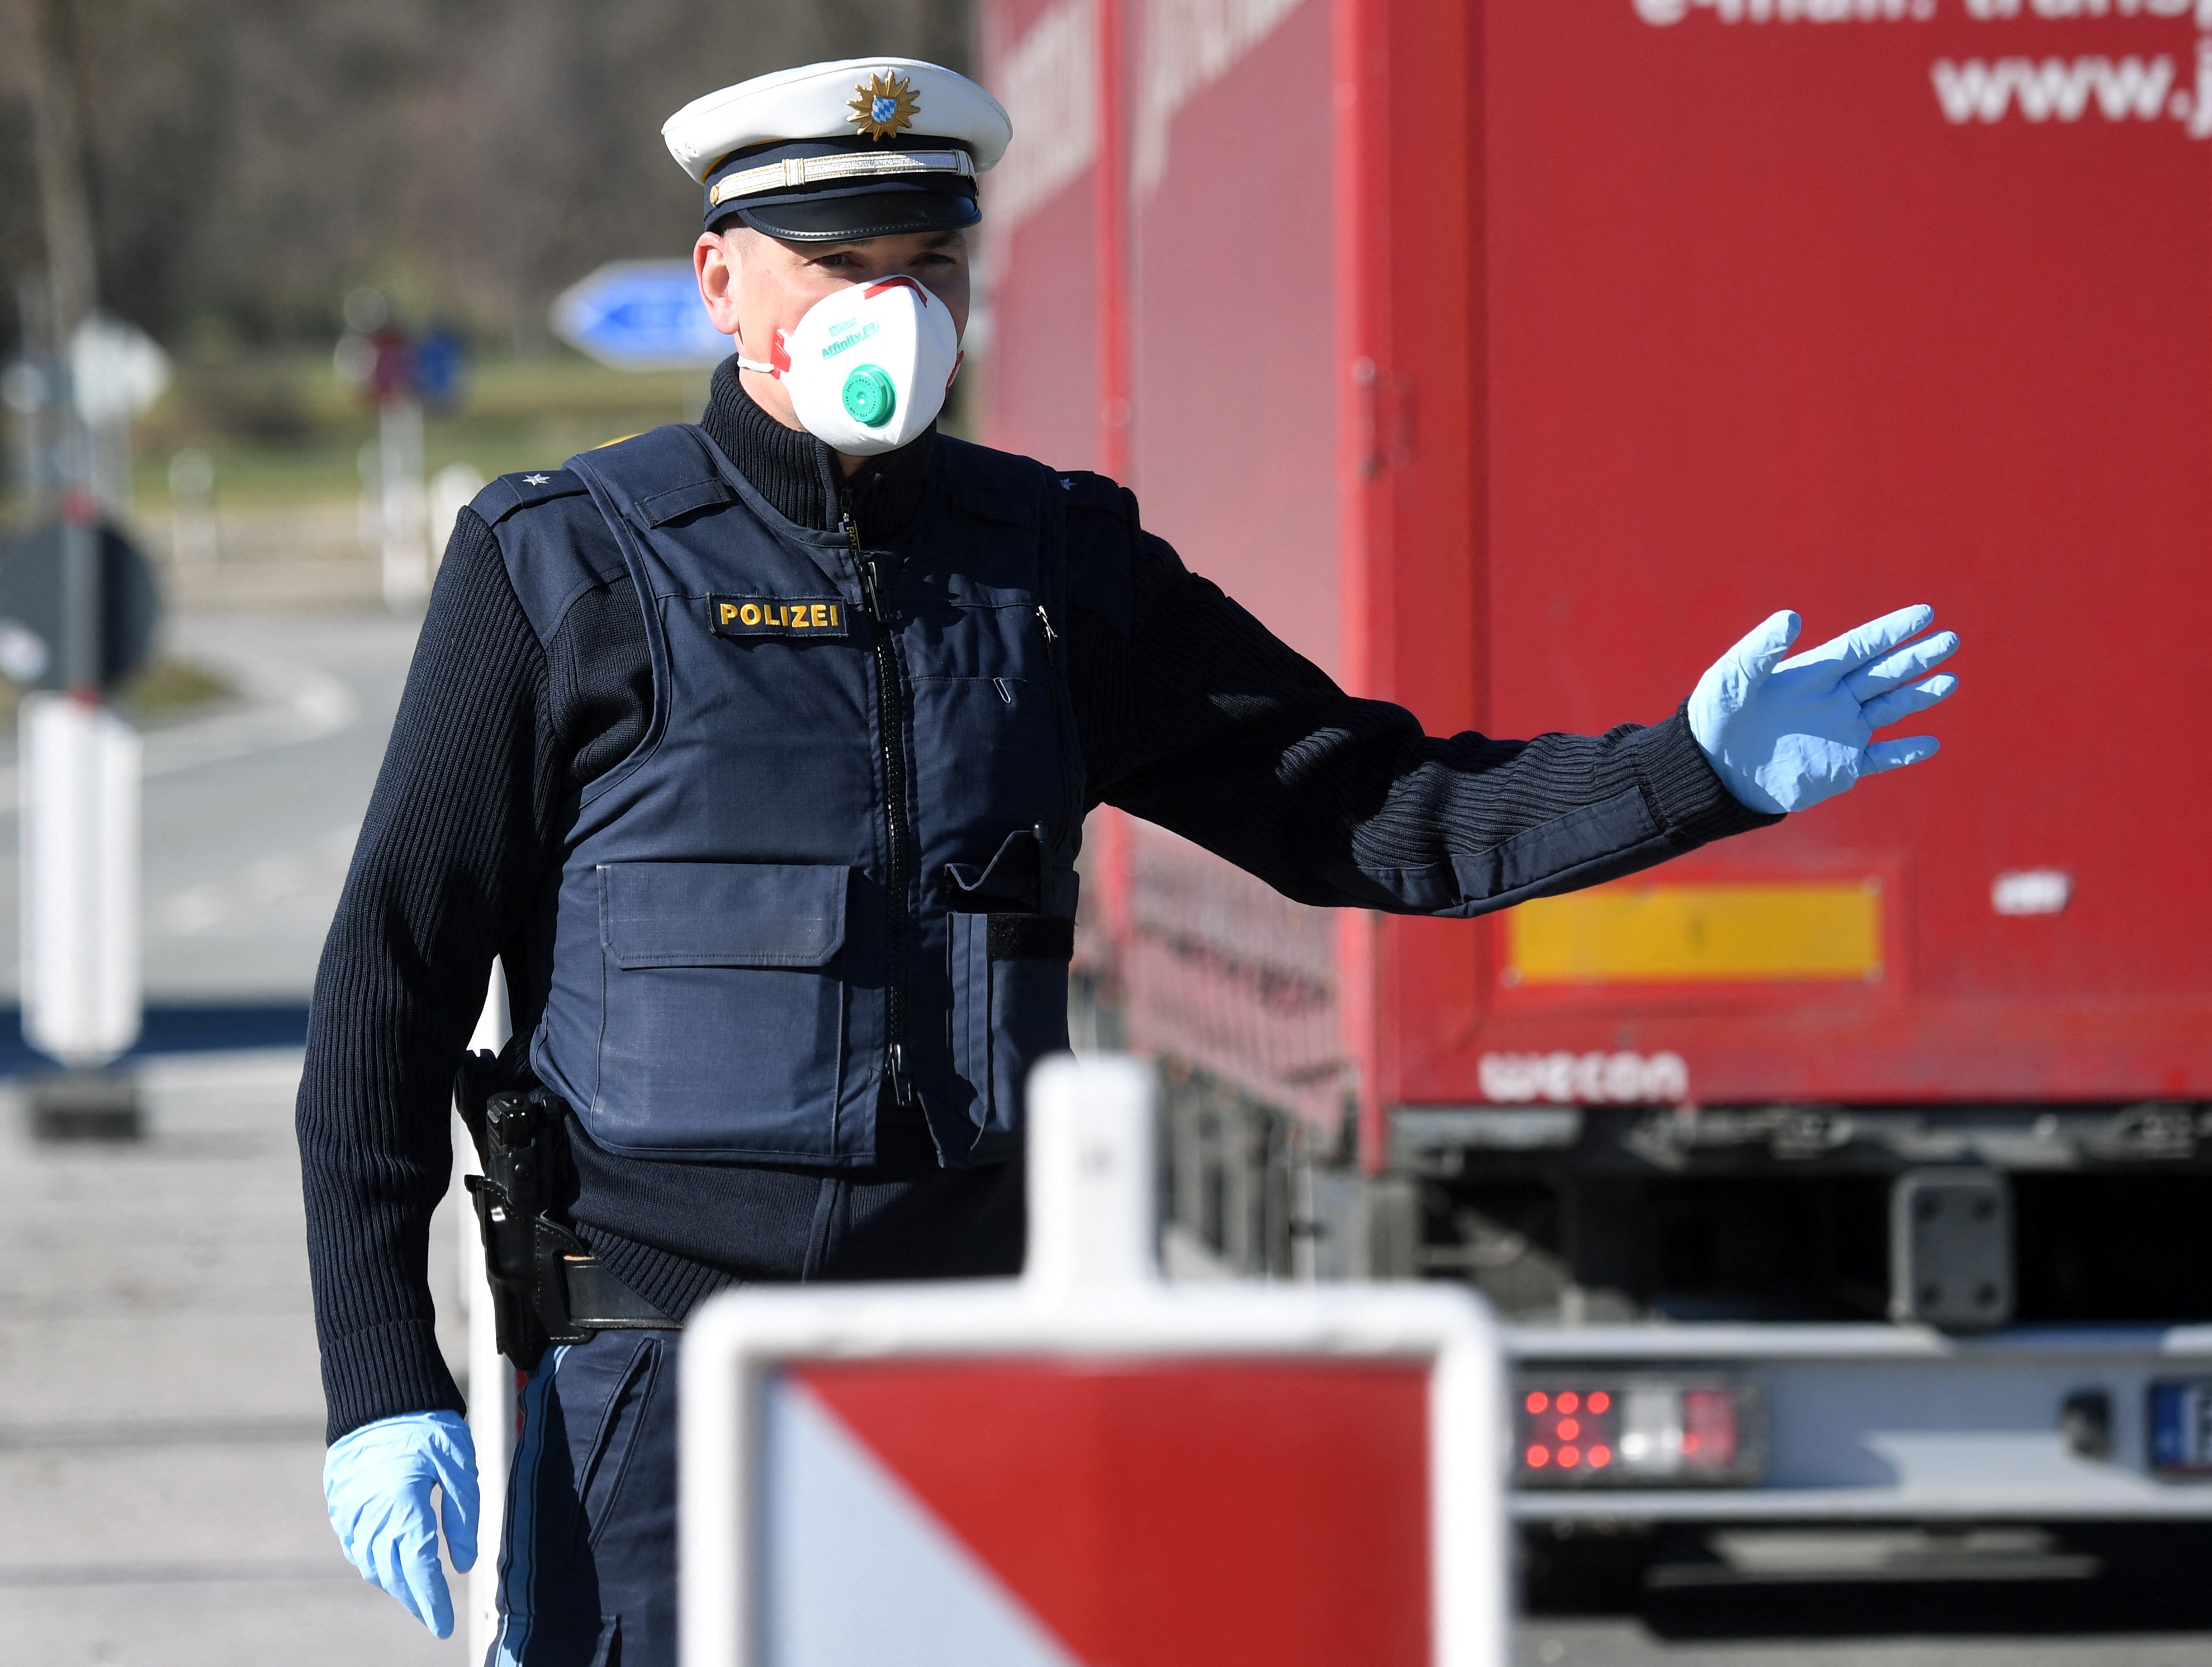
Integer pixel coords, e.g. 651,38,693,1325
488,1154,1025,1667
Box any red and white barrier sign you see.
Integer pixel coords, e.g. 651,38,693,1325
680,1056,1505,1667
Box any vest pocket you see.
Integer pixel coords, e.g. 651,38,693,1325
949,910,1074,1155
594,862,848,1154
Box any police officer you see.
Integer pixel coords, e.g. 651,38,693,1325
303,55,1959,1664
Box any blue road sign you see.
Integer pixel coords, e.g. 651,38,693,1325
550,261,735,370
413,328,469,406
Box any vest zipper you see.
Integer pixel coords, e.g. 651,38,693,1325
1034,604,1082,856
846,511,913,1105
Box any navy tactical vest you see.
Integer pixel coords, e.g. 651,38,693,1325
480,424,1083,1168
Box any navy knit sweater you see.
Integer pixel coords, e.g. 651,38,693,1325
296,362,1776,1441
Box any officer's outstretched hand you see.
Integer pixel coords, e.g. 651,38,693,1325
1689,604,1959,814
323,1410,479,1638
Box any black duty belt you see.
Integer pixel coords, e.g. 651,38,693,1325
560,1255,677,1330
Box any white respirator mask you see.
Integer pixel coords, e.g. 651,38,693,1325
736,275,961,456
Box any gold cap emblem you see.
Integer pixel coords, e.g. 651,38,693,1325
847,70,920,143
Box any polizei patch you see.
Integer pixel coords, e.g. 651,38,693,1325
710,595,850,639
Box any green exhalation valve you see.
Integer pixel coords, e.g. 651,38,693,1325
842,365,897,428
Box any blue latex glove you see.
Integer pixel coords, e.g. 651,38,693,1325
323,1410,479,1638
1688,604,1960,814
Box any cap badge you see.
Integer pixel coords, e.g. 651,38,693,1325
847,70,920,143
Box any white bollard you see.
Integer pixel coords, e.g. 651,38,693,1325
20,692,140,1066
459,959,514,1663
1022,1052,1159,1294
167,448,217,566
378,398,430,612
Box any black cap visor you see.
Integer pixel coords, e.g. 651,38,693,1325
732,184,979,243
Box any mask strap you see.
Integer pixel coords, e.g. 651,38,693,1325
736,327,794,380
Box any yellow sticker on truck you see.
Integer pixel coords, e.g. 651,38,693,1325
1507,880,1883,985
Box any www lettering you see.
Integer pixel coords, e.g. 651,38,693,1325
1931,49,2210,135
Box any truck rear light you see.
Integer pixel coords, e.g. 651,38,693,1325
1515,1377,1765,1487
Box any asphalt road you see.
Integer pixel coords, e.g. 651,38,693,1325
0,610,422,1002
1,608,2208,1664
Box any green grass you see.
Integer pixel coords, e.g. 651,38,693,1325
0,656,236,730
119,656,239,721
116,348,714,513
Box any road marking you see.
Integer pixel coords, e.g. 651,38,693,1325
0,647,360,816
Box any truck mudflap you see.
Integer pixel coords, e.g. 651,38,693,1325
1505,1323,2212,1522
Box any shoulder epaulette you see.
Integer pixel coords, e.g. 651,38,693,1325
472,468,589,528
1052,470,1130,518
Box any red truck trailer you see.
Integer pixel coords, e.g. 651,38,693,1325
975,0,2212,1540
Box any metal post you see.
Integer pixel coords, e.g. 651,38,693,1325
59,486,99,699
21,0,142,1081
29,0,97,349
8,278,60,524
30,0,101,703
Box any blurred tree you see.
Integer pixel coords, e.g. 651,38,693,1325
0,0,970,349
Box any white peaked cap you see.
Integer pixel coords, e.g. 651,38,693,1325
663,58,1013,184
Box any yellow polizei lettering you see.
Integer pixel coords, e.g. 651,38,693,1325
723,598,843,631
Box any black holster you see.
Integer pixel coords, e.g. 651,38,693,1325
454,1050,595,1371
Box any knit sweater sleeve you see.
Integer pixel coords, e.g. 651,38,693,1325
296,508,558,1442
1062,484,1779,913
